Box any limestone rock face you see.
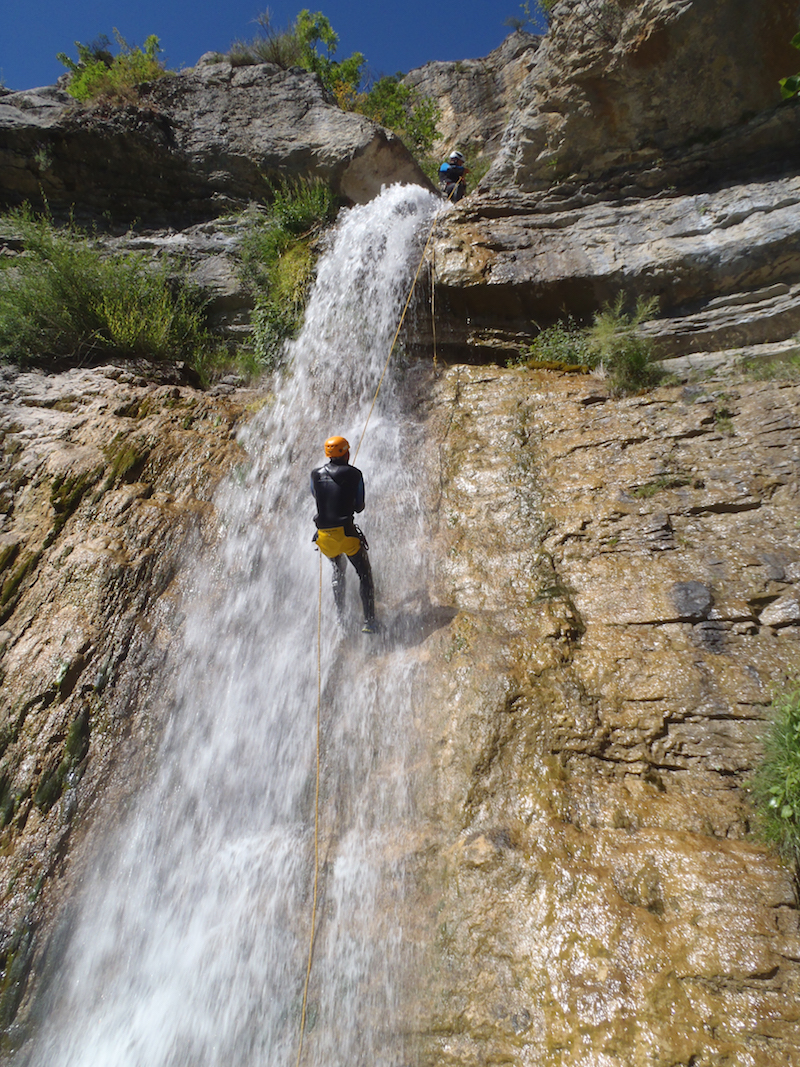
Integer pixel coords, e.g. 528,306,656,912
428,2,800,367
0,59,431,225
403,31,541,164
430,171,800,361
408,365,800,1067
0,363,256,1026
487,0,800,192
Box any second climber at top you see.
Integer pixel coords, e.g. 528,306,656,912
439,149,469,202
310,435,378,634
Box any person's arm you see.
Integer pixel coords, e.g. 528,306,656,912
354,472,365,513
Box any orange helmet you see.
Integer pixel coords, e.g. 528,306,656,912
324,436,350,459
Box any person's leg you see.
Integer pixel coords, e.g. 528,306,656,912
330,555,347,621
348,547,375,623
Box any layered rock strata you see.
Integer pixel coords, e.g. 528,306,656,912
429,169,800,362
426,0,800,367
409,364,800,1066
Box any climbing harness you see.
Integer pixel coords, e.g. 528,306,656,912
314,526,362,559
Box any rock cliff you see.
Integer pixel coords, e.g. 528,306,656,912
2,1,800,1061
404,31,541,166
430,0,800,371
0,363,256,1031
409,364,800,1066
0,57,430,226
487,0,800,192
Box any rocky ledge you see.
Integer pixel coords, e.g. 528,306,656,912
0,57,431,226
430,169,800,364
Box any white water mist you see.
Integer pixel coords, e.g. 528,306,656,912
18,183,442,1067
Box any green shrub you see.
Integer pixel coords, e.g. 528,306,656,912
0,208,217,370
229,9,364,97
519,316,596,367
515,294,663,395
237,178,340,371
57,30,168,104
342,75,441,158
752,686,800,865
779,31,800,99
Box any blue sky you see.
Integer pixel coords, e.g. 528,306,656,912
0,0,547,92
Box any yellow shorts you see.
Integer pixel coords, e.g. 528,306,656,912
315,526,362,559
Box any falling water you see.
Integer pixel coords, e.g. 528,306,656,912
19,182,442,1067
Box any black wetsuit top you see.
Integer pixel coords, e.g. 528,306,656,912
310,460,365,528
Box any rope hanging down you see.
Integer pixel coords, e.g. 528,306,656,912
296,190,448,1067
295,554,324,1067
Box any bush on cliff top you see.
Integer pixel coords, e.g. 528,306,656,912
229,9,364,98
0,208,218,373
338,75,441,159
228,10,441,167
57,30,169,104
752,686,800,866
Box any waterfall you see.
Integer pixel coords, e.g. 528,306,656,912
19,182,442,1067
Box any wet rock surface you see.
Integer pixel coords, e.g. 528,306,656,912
0,363,256,1031
409,365,800,1066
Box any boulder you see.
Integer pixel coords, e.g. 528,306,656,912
0,58,432,226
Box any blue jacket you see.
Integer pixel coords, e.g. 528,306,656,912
439,162,466,185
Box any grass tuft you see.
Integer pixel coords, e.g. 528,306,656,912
513,294,664,395
237,178,340,372
752,686,800,866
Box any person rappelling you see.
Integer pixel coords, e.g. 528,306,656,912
438,149,469,202
311,436,378,634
